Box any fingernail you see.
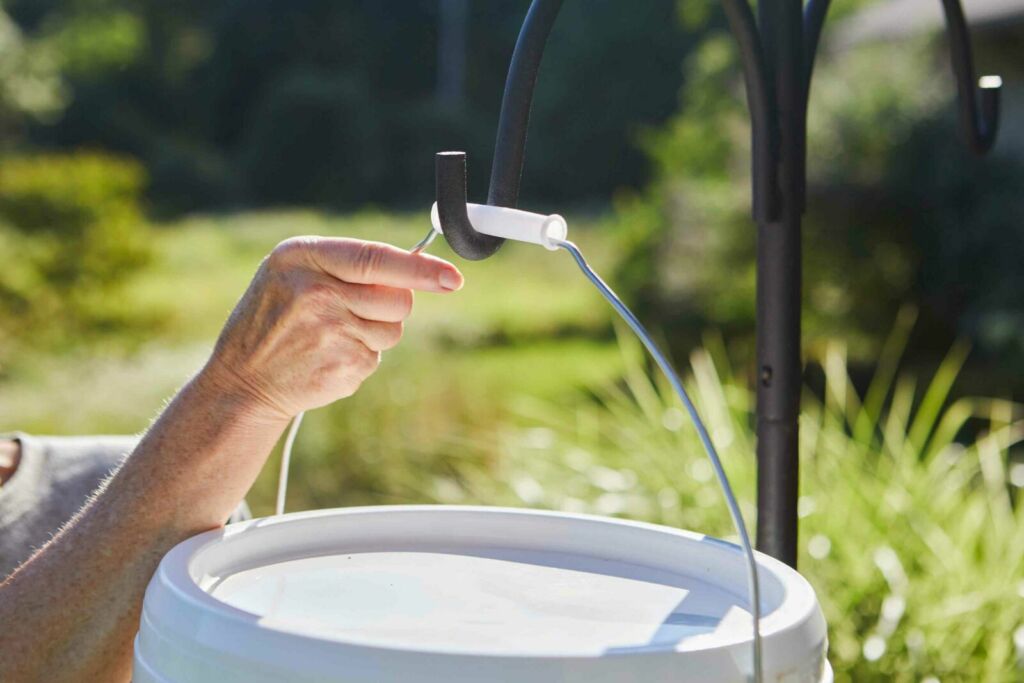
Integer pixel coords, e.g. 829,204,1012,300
439,270,463,291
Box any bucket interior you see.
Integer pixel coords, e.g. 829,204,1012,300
187,507,793,657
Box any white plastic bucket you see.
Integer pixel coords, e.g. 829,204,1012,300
134,506,830,682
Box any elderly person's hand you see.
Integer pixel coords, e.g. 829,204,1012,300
203,237,463,421
0,236,463,683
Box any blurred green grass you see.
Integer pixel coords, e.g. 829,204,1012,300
129,209,616,344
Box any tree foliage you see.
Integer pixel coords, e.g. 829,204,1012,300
0,151,152,355
612,10,1024,377
2,0,695,212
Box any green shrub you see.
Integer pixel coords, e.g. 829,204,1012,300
147,141,241,216
0,151,152,355
613,27,1024,372
239,70,384,208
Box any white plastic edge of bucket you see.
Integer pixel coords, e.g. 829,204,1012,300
134,505,830,683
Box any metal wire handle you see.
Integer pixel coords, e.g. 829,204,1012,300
553,237,763,682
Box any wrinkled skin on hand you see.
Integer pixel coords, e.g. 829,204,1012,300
203,236,464,420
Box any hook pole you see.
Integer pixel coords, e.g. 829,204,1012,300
488,0,565,209
722,0,780,222
802,0,832,96
434,0,564,260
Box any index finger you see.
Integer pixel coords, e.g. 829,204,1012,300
309,238,464,292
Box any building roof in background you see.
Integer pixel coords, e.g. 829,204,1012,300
834,0,1024,47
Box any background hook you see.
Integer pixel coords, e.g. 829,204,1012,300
939,0,1001,155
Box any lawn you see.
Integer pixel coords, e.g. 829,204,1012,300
0,210,1021,681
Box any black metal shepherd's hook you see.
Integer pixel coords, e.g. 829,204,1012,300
435,0,1000,566
939,0,1001,154
436,0,777,262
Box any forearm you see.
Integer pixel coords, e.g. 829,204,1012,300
0,237,462,682
0,370,290,682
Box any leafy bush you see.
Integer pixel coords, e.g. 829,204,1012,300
0,151,153,355
610,26,1024,377
0,8,66,139
239,70,384,208
888,118,1024,364
146,141,241,216
7,0,694,212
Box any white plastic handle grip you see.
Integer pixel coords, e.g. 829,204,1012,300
430,202,568,251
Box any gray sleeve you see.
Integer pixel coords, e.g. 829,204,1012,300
0,433,251,579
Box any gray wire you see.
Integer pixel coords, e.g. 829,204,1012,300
410,227,439,254
552,238,763,683
275,410,304,516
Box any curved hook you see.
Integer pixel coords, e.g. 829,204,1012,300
436,0,778,257
435,0,564,260
436,152,504,260
939,0,1000,155
487,0,566,208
